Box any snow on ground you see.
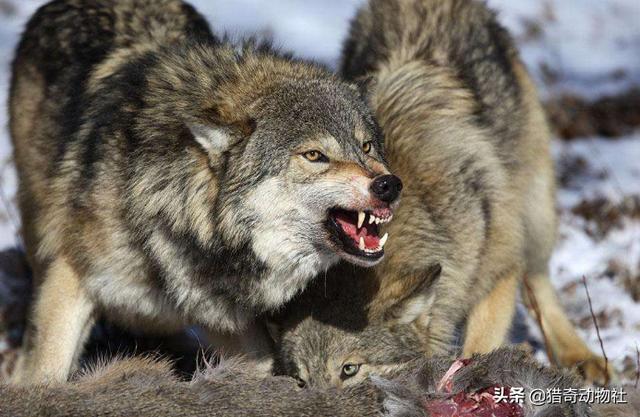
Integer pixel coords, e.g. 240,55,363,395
548,137,640,377
0,0,638,380
488,0,640,99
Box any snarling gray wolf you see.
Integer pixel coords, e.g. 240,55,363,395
9,0,400,383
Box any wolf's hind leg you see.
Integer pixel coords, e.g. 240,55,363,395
11,257,94,384
462,272,519,356
522,273,612,384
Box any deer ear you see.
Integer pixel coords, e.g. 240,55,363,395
385,263,442,325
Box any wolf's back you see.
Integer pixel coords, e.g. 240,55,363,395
13,0,213,82
8,0,214,276
341,0,523,149
9,0,215,169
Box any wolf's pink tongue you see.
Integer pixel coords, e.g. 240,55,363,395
335,216,357,235
335,215,380,249
362,233,380,248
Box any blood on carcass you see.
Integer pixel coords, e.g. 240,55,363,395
425,359,525,417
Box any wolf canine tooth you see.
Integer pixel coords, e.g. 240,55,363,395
357,211,365,229
379,232,388,247
359,236,365,251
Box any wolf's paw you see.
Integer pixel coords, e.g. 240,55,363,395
576,354,617,386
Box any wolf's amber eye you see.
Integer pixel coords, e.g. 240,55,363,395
302,150,328,163
362,141,372,154
341,363,360,378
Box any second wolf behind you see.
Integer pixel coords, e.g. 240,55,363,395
271,0,610,386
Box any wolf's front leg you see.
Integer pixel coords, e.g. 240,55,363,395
462,272,519,356
425,276,471,356
461,271,519,356
11,257,95,384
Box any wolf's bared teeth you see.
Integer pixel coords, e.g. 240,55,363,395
359,236,365,251
364,245,383,253
357,211,365,229
379,232,389,247
375,217,381,225
369,214,375,224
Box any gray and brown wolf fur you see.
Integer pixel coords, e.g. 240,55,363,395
1,348,612,417
272,0,609,386
9,0,397,383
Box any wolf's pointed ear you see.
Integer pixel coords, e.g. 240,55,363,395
384,263,442,325
351,74,377,100
189,123,235,156
188,110,256,158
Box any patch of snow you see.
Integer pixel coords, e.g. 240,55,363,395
542,136,640,379
554,136,640,207
488,0,640,99
194,0,364,67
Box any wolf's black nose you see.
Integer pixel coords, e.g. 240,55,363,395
370,174,403,203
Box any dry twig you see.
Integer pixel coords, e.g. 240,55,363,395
581,275,609,385
523,275,557,367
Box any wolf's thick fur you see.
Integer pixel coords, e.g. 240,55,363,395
0,348,609,417
272,0,609,386
10,0,396,383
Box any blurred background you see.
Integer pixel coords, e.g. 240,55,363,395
0,0,639,381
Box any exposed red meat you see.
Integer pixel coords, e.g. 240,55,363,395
425,359,525,417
